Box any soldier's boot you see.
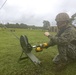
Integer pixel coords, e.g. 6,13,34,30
52,54,67,71
52,54,61,64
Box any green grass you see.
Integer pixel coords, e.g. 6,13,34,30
0,28,76,75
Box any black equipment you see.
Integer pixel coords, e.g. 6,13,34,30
19,35,41,66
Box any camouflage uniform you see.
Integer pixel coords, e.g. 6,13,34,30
48,25,76,64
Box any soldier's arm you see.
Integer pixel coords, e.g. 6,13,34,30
49,31,74,45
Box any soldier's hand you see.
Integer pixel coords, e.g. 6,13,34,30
44,32,50,37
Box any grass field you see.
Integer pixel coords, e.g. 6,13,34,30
0,28,76,75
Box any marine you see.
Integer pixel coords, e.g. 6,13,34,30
44,12,76,69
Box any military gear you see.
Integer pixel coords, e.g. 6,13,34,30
20,35,32,53
20,35,41,65
53,54,62,64
35,43,48,52
35,47,43,52
42,43,48,48
48,25,76,64
55,13,70,22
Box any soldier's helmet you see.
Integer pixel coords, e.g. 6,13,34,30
55,13,70,22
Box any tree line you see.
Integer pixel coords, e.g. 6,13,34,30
0,23,43,29
0,13,76,31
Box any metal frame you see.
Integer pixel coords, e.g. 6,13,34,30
19,35,41,66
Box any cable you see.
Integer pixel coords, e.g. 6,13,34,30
0,0,19,40
0,0,7,10
3,25,20,40
0,0,20,40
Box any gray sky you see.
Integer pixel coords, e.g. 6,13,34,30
0,0,76,26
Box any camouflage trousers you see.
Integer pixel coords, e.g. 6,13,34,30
52,45,76,64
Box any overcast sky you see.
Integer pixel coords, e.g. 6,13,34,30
0,0,76,26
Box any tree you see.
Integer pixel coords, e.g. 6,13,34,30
0,23,3,27
70,13,76,25
43,20,51,30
